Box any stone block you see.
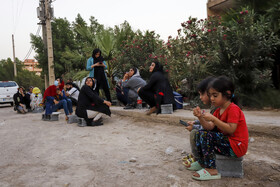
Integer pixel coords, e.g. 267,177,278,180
42,112,60,121
67,115,80,124
32,107,44,113
161,104,173,114
77,118,87,127
216,154,244,178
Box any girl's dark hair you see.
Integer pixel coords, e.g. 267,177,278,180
131,67,137,75
207,76,238,105
197,76,215,94
92,48,104,62
152,61,163,73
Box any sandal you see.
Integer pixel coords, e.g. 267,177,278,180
182,154,194,161
182,158,195,167
187,161,203,171
192,169,221,181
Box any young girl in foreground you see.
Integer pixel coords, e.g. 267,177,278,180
188,76,249,181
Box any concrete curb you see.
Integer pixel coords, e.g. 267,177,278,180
111,106,196,126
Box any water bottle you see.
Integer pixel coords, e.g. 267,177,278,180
137,97,142,109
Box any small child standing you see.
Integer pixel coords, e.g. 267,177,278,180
188,76,248,181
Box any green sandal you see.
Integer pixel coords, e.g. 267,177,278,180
192,169,221,181
187,161,203,171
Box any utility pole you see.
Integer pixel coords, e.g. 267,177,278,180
12,34,17,77
37,0,55,87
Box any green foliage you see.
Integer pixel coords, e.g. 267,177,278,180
28,10,280,108
0,58,44,90
15,70,44,90
168,8,280,103
240,89,280,108
167,16,220,96
0,58,18,81
114,30,167,80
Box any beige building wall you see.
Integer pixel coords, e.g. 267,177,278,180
23,59,42,76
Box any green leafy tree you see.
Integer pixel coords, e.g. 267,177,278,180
169,8,280,105
0,58,20,81
167,16,221,96
115,30,167,81
0,58,44,90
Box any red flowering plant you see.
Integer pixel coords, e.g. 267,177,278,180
167,7,280,104
208,7,280,96
166,16,222,98
114,30,169,81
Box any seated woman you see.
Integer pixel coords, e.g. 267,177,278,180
30,87,43,111
13,86,30,114
138,61,176,115
76,77,111,127
116,72,129,106
117,68,146,109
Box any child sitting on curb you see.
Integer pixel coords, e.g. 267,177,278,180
182,77,216,166
187,76,248,181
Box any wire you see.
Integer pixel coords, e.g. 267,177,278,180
23,25,42,61
12,0,25,34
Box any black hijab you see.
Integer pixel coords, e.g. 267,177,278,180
152,61,163,73
85,77,97,90
92,48,104,63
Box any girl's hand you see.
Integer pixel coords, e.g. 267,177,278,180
202,112,214,121
91,63,100,68
186,121,194,132
193,106,202,117
100,62,105,67
137,87,141,93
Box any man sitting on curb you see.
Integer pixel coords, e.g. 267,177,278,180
66,82,79,106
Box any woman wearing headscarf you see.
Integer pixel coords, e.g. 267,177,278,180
86,48,112,102
138,61,176,115
121,67,146,109
76,77,111,126
13,86,30,113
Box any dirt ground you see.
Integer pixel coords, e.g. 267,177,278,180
0,105,279,187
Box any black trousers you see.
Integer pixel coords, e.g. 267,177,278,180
96,80,112,102
138,89,157,108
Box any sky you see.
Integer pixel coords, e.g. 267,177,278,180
0,0,207,61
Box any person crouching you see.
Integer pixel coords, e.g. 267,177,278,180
76,77,111,126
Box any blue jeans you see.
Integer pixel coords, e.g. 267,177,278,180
51,99,70,115
45,96,72,115
116,87,129,105
65,98,73,114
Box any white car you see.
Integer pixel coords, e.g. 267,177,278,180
0,81,19,106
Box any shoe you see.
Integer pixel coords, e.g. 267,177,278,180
91,118,103,126
123,104,135,110
78,122,87,127
19,109,25,114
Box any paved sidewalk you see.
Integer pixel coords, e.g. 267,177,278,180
111,106,280,127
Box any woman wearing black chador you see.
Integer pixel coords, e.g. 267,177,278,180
76,77,111,126
86,48,112,102
138,61,176,115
